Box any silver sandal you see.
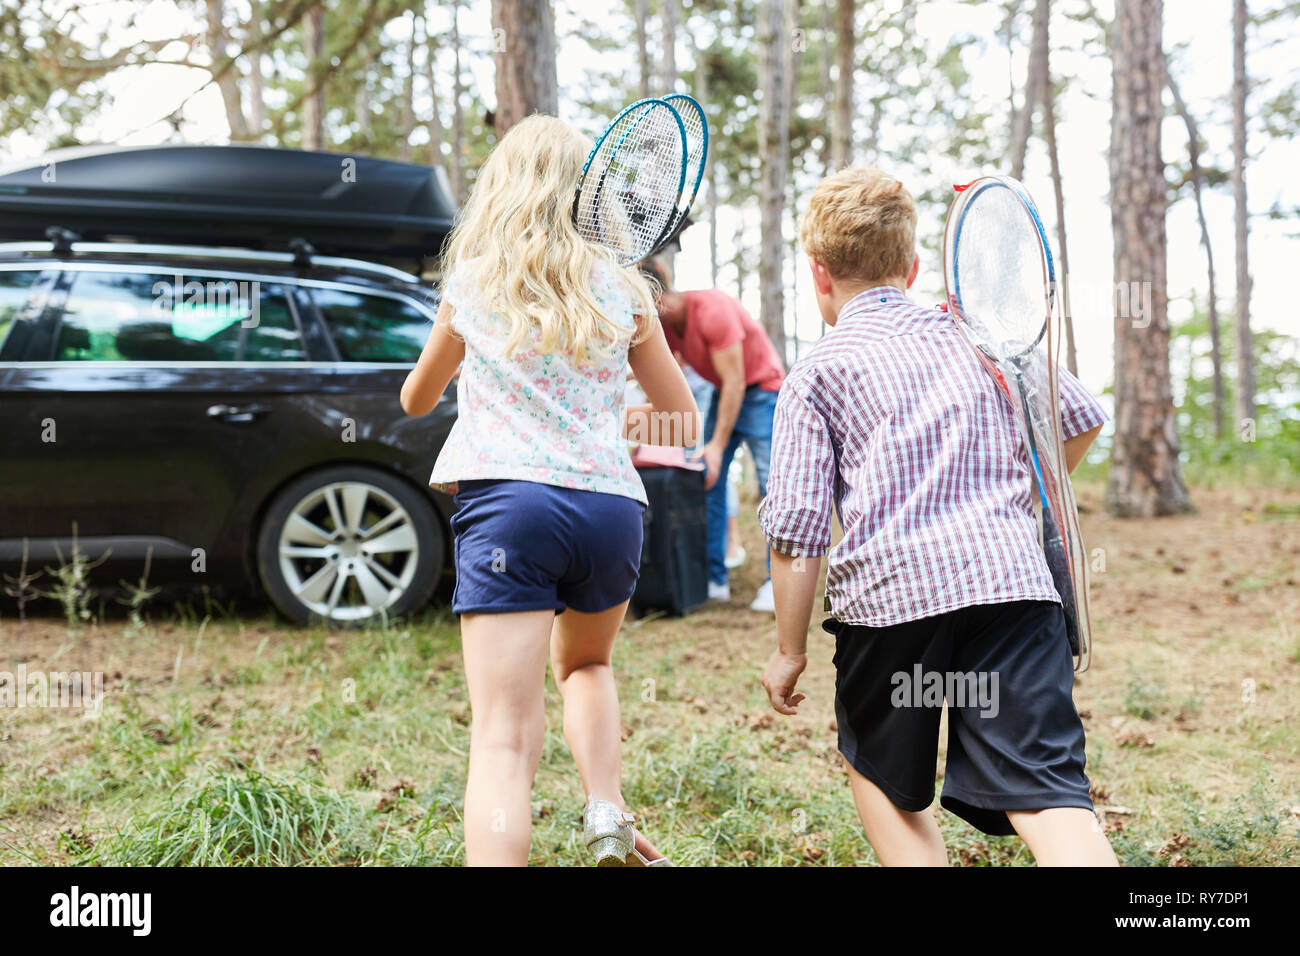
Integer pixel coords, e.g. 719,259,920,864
582,797,673,867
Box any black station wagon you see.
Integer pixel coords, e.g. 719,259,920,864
0,144,460,625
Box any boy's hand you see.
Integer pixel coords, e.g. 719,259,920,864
762,650,808,715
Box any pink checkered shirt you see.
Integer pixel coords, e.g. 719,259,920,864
758,286,1108,626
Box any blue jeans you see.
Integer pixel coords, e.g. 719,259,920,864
705,387,777,585
690,381,739,520
688,380,715,455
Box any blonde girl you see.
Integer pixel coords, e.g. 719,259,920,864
400,114,699,867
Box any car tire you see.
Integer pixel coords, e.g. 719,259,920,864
257,464,443,626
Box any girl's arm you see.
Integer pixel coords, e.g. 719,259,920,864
400,300,466,417
626,319,701,447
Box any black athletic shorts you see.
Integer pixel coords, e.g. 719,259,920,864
827,600,1094,836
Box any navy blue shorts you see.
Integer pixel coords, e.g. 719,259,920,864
450,479,645,616
826,601,1094,836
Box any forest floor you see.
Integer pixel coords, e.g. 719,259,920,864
2,480,1297,866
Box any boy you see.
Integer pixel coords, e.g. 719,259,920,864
758,168,1117,866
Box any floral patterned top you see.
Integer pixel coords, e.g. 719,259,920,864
428,258,648,505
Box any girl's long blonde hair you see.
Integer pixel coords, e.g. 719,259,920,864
442,114,658,362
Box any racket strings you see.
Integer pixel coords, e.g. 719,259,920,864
650,103,704,252
664,96,705,217
951,185,1050,360
574,102,686,264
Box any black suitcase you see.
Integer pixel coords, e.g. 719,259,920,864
631,465,709,616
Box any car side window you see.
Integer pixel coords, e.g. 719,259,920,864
311,287,433,363
0,269,40,353
56,270,306,362
240,284,305,362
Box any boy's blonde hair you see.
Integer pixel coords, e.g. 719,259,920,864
799,167,917,282
443,114,656,361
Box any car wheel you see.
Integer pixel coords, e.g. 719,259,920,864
257,465,443,626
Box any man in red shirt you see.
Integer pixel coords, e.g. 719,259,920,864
646,263,785,611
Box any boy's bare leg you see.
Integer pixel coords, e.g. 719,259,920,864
1007,807,1119,866
843,757,948,866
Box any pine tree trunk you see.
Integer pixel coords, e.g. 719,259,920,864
1166,58,1225,438
1044,99,1077,376
696,43,718,284
657,0,683,271
451,2,466,203
492,0,558,137
818,0,833,173
1009,0,1048,179
867,97,882,161
831,0,853,169
401,14,417,162
1232,0,1254,434
247,0,265,138
733,195,747,297
1037,1,1077,376
301,4,325,150
634,0,650,98
790,185,802,360
709,163,720,286
426,16,444,170
1105,0,1190,517
789,0,802,355
355,44,371,135
662,0,678,91
789,0,802,107
206,0,251,141
1003,0,1022,154
758,0,792,358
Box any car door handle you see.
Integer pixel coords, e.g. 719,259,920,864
207,402,272,423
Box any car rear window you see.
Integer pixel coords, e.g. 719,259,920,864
55,270,305,362
0,269,39,352
311,287,432,363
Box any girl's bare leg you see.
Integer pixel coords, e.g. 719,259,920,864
460,609,554,866
550,601,663,861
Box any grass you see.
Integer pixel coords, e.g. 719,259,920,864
1,482,1298,866
1123,671,1167,721
76,764,370,866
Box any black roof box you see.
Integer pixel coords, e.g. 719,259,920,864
0,144,456,271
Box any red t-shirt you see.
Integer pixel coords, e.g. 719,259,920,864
662,289,785,392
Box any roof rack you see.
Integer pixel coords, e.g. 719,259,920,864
0,144,455,273
0,239,424,285
46,226,80,255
